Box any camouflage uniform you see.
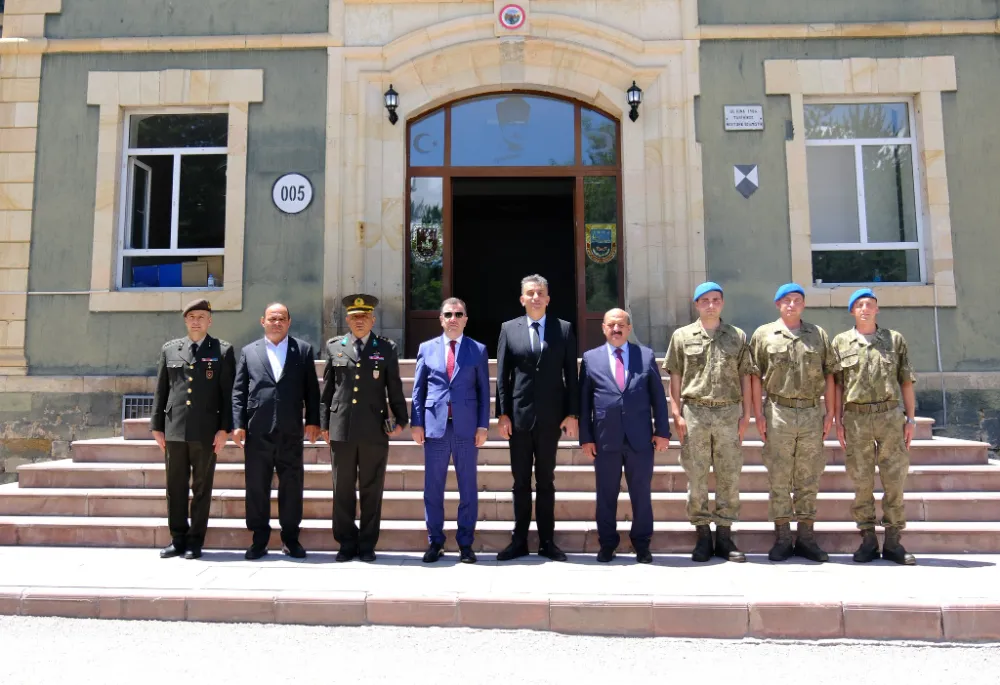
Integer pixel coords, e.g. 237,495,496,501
832,327,916,530
750,320,836,523
664,320,753,526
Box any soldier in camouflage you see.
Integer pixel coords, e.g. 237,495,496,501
749,283,836,563
664,282,754,563
833,288,917,565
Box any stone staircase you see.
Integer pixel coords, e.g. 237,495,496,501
1,358,996,554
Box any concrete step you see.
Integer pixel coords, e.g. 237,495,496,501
17,460,1000,493
3,485,999,523
73,436,985,467
2,516,999,554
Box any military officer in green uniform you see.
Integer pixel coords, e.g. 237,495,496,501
664,282,754,563
749,283,837,563
151,298,236,560
320,294,409,562
833,288,918,565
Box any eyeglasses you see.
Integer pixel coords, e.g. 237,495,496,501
442,312,465,319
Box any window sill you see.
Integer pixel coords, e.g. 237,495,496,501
88,286,242,312
804,284,955,308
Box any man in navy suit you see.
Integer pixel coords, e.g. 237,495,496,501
579,308,671,563
411,298,491,564
232,303,321,560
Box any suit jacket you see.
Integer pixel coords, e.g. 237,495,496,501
579,342,670,452
411,335,490,440
320,333,409,444
496,316,580,432
151,334,236,443
232,336,321,439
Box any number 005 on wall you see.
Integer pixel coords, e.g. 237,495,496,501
272,173,314,214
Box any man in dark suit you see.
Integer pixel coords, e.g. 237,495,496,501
320,294,408,563
411,297,491,564
232,303,321,560
579,308,671,563
151,298,236,560
495,274,579,561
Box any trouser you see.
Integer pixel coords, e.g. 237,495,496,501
509,423,562,544
843,408,909,530
244,432,304,547
679,403,743,526
423,421,479,547
761,401,827,523
594,441,654,551
164,440,217,548
331,438,390,553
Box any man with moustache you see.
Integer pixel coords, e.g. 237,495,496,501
151,298,235,560
495,274,579,562
410,298,491,564
749,283,837,562
833,288,917,565
579,308,670,563
321,295,408,563
232,303,321,560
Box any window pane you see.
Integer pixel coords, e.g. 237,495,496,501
807,146,860,243
584,177,619,312
122,256,224,288
582,108,617,166
409,110,445,167
178,155,227,249
804,103,909,140
129,114,228,148
127,162,151,249
812,250,920,284
450,95,575,166
128,155,174,249
409,177,444,310
863,145,918,243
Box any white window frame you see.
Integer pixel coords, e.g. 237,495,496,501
126,158,153,249
116,108,229,290
805,96,927,286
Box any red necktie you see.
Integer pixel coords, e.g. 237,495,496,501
615,348,625,391
447,340,456,417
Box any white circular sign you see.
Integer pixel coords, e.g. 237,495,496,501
272,173,314,214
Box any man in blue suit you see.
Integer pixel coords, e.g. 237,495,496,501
579,308,671,563
411,297,491,563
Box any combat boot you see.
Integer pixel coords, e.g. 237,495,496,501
714,525,746,563
793,521,829,562
852,528,880,563
767,522,793,561
691,524,714,562
882,527,916,565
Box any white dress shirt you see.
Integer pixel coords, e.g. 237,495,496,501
442,333,464,361
265,336,288,380
606,341,630,385
527,315,546,352
349,332,371,350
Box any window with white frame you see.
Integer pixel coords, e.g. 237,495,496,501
118,112,228,289
805,101,924,284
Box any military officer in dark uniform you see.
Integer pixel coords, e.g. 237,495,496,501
151,298,236,560
320,294,409,562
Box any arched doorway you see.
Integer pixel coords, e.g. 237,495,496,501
405,92,624,356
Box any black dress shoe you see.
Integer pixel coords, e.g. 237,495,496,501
159,543,185,559
282,541,307,559
244,544,268,560
359,550,376,563
183,547,202,560
459,546,477,564
537,541,567,562
422,543,445,563
335,548,357,563
496,541,529,562
635,548,653,564
597,547,616,563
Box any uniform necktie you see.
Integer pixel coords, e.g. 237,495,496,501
355,338,364,359
190,342,198,360
447,340,456,380
615,348,625,391
530,321,541,355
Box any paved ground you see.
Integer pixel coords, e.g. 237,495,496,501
2,616,1000,685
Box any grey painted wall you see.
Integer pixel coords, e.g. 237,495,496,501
698,0,1000,25
28,50,328,374
46,0,329,39
697,37,1000,373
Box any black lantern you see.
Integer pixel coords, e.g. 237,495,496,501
384,84,399,125
626,81,643,122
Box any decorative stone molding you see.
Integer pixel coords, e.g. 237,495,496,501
85,69,263,312
766,56,958,308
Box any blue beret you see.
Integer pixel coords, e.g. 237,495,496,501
774,283,805,302
693,281,723,302
848,288,877,312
